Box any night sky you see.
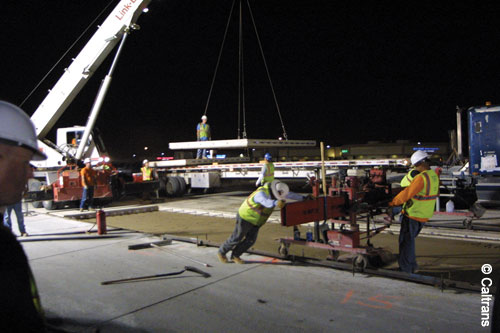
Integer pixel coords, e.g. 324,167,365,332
2,1,500,162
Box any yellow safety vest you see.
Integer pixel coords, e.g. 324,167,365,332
263,162,275,184
400,169,418,187
141,167,152,181
404,169,439,220
198,123,210,139
238,184,274,227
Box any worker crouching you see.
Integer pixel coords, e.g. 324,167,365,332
389,150,439,273
218,180,305,264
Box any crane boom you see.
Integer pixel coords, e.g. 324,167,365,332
30,0,151,139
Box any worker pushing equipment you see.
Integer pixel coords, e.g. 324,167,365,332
255,153,274,187
218,180,306,264
196,115,211,159
389,150,439,273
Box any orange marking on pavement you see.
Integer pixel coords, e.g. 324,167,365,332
341,290,354,304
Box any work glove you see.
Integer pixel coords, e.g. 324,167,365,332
276,200,286,209
255,180,261,187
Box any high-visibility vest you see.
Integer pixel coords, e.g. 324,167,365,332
198,123,210,139
141,167,152,181
263,162,275,184
404,169,439,220
238,184,274,227
400,169,418,187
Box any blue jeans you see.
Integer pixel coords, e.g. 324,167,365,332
398,214,424,273
4,201,26,234
80,186,94,209
196,137,209,158
219,213,260,258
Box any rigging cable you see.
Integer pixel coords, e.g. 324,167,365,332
20,0,116,108
246,0,288,140
203,0,236,118
238,0,248,138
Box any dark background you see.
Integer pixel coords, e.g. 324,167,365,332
2,1,500,162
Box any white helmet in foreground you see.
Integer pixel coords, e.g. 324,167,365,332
270,180,289,201
0,101,46,160
201,115,208,120
83,158,91,164
410,150,429,166
143,159,149,165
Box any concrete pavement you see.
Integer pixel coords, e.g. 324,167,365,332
15,212,490,332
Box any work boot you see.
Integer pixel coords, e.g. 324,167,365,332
217,252,228,264
79,208,84,212
232,256,245,264
20,232,28,237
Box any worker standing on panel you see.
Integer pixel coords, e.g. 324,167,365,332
0,101,47,331
218,180,305,264
196,115,211,159
255,153,275,187
80,158,97,212
141,159,153,181
389,150,439,273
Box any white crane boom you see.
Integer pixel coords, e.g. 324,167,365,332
31,0,151,140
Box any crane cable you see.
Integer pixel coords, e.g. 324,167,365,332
246,0,288,140
203,0,236,118
238,0,248,139
20,0,116,108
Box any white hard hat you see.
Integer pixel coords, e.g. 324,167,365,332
0,101,46,160
143,159,148,165
83,158,91,164
201,115,207,120
270,180,289,201
410,150,429,166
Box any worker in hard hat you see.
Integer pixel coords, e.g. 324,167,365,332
196,115,211,159
389,150,439,273
218,180,305,264
0,101,47,330
80,158,97,212
141,159,153,181
255,153,275,187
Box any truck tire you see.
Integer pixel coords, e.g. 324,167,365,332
175,176,186,196
32,201,43,209
42,200,57,210
166,177,180,197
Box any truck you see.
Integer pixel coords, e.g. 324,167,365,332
28,0,153,209
438,104,500,208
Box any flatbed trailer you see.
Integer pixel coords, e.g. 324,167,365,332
150,156,408,196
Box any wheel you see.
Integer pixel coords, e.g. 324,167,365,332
32,201,43,209
329,250,340,261
166,177,181,197
278,243,289,256
175,176,187,196
353,254,368,271
42,200,57,210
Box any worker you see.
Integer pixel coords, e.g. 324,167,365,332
389,150,439,273
218,180,306,264
196,115,211,159
390,167,420,217
80,158,97,212
0,101,47,331
3,201,28,237
255,153,275,187
141,159,153,181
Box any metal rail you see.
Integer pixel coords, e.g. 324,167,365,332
162,235,487,294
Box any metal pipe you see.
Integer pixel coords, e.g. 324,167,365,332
320,142,327,196
76,32,130,160
456,106,463,159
